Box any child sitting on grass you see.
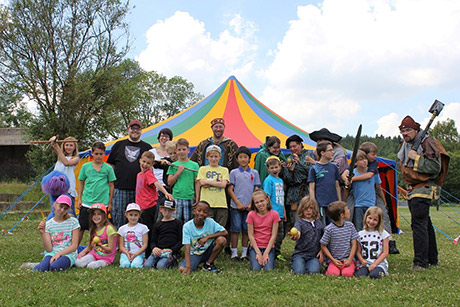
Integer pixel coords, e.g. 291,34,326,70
76,203,117,269
34,195,80,272
144,200,183,269
355,206,389,279
290,196,324,274
320,201,359,277
118,203,149,268
179,201,228,275
247,190,280,271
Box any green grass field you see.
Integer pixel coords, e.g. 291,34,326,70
1,207,459,306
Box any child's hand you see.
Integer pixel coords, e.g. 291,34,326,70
107,201,112,213
128,252,135,262
76,200,82,210
177,164,185,174
236,202,245,211
343,259,353,267
256,252,265,266
77,251,86,259
360,259,368,267
152,247,162,257
288,231,300,240
368,263,377,272
198,236,208,246
50,253,61,263
179,266,191,275
48,136,57,145
317,251,324,264
332,258,342,268
37,220,46,234
165,193,174,201
160,159,170,165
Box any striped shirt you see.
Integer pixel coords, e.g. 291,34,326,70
44,217,80,265
320,221,359,261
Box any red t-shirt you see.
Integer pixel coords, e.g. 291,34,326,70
246,210,280,249
135,169,159,210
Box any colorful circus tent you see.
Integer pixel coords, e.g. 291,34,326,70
77,76,399,231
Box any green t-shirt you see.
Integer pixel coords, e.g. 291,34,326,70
166,160,199,199
78,162,116,206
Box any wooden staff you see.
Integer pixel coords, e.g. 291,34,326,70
30,140,78,144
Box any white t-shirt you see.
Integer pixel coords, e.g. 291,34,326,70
358,229,390,273
117,223,149,254
150,147,167,186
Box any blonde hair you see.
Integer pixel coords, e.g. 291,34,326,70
297,196,320,220
165,140,177,152
363,206,384,234
60,137,78,158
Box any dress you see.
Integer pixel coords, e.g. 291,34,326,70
88,225,118,265
398,131,446,267
54,157,77,197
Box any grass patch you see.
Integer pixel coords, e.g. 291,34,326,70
0,180,44,202
1,207,460,306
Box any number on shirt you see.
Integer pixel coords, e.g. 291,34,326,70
361,241,379,260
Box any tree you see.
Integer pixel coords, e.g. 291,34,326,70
0,85,32,127
430,118,460,153
0,0,130,143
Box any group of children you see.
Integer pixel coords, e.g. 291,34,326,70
35,136,391,279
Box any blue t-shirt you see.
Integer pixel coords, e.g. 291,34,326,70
229,167,261,209
263,174,285,218
182,218,225,255
308,162,340,207
352,169,381,208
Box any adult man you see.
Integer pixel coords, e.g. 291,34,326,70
398,115,448,270
107,120,152,229
190,118,238,170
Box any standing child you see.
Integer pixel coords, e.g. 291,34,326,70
263,156,286,261
77,142,116,243
356,206,390,279
179,201,228,275
49,136,80,218
346,142,399,254
228,146,261,261
34,195,80,272
136,150,173,257
308,141,341,226
320,201,359,277
290,196,324,274
117,203,149,268
167,138,199,223
144,200,183,269
246,190,280,271
341,150,380,231
196,145,229,227
75,203,117,269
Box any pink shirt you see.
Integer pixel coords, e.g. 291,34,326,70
88,225,117,265
136,169,159,210
246,210,280,249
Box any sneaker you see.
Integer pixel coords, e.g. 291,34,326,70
389,240,400,254
203,263,221,273
231,256,241,262
276,255,287,262
240,256,249,261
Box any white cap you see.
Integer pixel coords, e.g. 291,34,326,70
126,203,141,212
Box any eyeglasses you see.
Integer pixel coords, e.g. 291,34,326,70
130,126,142,131
400,128,413,134
326,149,334,152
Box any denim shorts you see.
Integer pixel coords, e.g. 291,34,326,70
229,208,248,233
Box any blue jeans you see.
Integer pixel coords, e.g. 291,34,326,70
355,266,385,279
34,255,71,272
249,247,275,271
353,207,367,231
119,253,145,268
291,255,320,274
179,242,215,271
320,207,333,226
144,254,177,269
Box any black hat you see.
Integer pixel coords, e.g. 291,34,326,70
285,134,303,148
160,199,176,211
309,128,342,143
236,146,252,158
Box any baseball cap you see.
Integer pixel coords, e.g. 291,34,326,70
126,203,141,212
129,120,142,128
206,144,221,155
89,203,107,214
56,195,71,207
160,199,176,211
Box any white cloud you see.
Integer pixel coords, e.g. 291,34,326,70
261,0,460,135
375,112,401,137
137,11,258,93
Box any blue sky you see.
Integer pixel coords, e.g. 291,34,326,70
4,0,459,137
